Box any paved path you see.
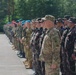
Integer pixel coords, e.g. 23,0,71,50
0,34,34,75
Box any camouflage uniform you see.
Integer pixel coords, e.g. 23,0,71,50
22,27,26,57
15,25,20,50
40,28,60,75
24,28,32,68
8,26,13,42
11,25,17,48
30,28,38,69
15,25,23,55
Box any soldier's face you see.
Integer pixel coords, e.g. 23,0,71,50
31,23,36,29
68,21,73,28
44,20,54,29
35,22,41,28
23,24,26,28
57,22,62,27
64,20,68,26
40,22,43,28
26,22,31,28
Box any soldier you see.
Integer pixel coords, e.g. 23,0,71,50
10,21,18,47
40,15,60,75
7,24,13,42
30,19,39,70
11,23,17,49
60,15,71,75
63,15,71,28
21,21,27,58
60,23,70,75
15,20,24,58
55,18,65,36
39,19,48,75
34,18,44,75
63,17,76,75
30,18,44,75
23,20,32,69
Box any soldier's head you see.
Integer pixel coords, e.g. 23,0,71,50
23,22,27,28
64,15,71,20
42,15,55,29
16,19,22,26
25,20,31,29
37,18,45,28
68,17,76,28
31,19,36,29
56,18,64,28
63,15,71,26
35,18,41,28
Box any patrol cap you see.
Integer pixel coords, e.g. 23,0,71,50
57,18,64,24
36,18,41,21
35,18,41,23
68,17,76,24
45,15,55,22
64,15,70,20
36,18,44,23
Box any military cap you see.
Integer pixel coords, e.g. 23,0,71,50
36,18,44,23
64,15,71,20
35,18,41,23
57,18,64,24
45,15,55,22
68,17,76,24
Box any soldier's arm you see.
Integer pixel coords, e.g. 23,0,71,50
39,35,53,61
51,31,60,68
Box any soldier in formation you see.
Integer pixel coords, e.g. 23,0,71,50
3,15,76,75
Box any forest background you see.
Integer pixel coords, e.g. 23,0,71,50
0,0,76,32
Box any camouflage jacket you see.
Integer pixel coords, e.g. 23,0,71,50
40,28,60,65
15,25,23,39
24,28,32,46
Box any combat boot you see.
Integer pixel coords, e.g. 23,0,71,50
25,61,32,69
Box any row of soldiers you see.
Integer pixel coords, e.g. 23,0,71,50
3,15,76,75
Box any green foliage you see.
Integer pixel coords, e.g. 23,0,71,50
1,0,76,32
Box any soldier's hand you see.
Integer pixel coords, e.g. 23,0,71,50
20,39,22,43
72,54,76,60
26,45,29,48
50,64,57,69
22,37,24,40
16,38,19,41
14,34,16,37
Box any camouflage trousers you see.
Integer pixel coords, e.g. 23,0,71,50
24,45,32,61
45,63,59,75
13,38,17,49
16,39,20,50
